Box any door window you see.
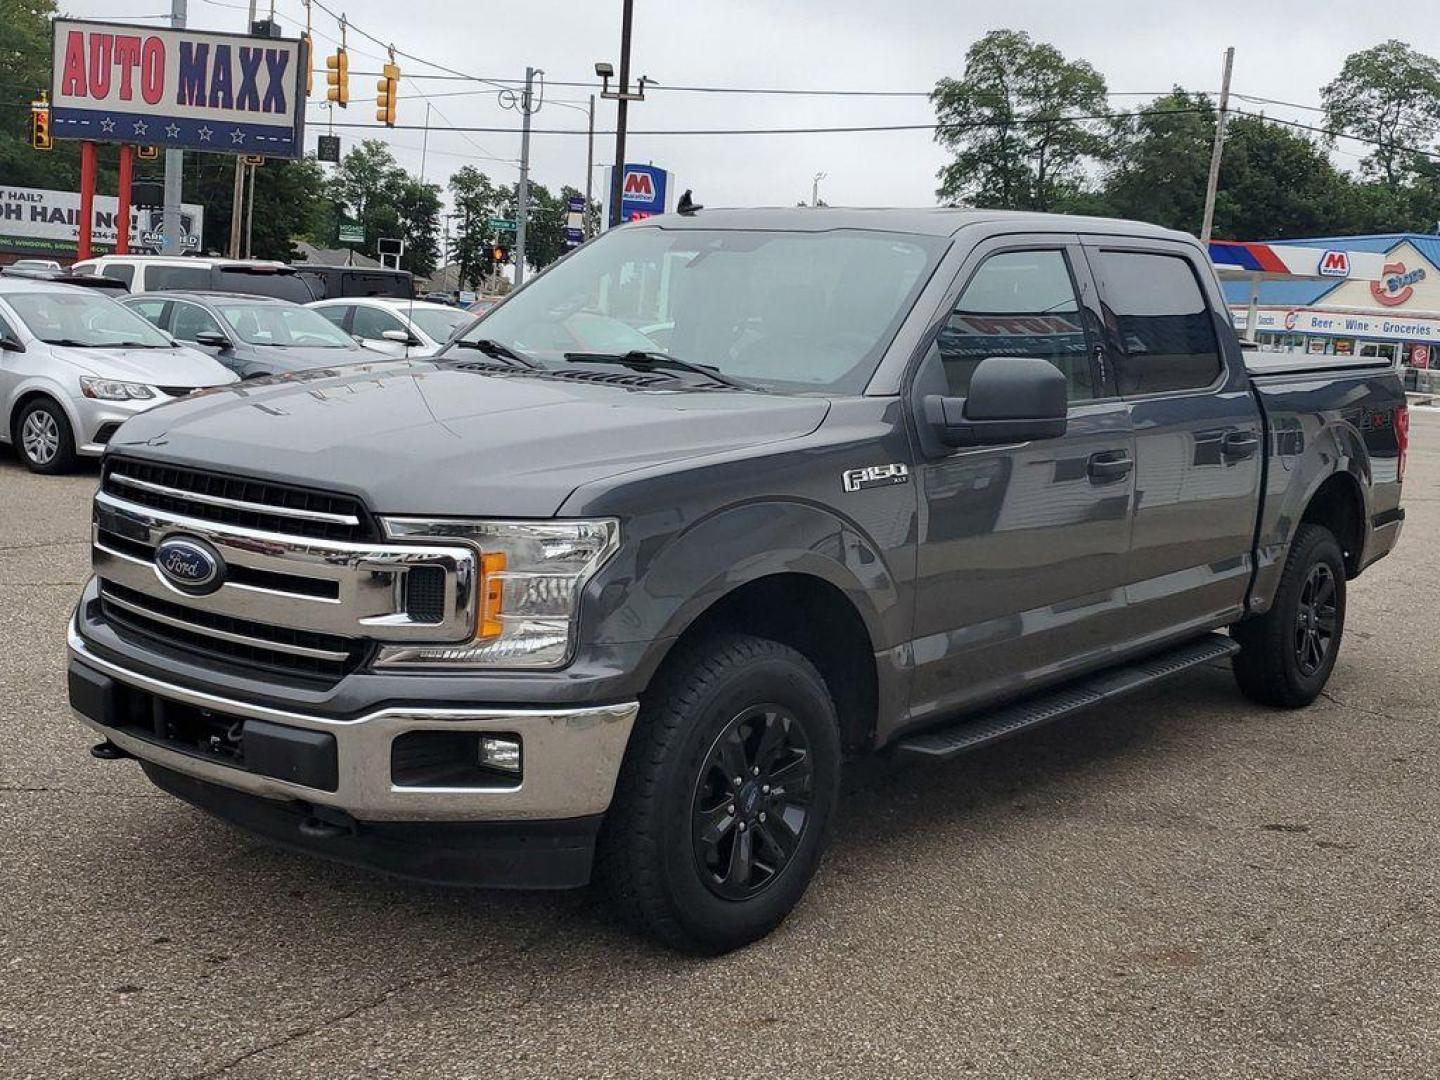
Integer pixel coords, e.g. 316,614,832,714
352,305,408,340
126,298,168,328
145,264,211,291
171,302,223,342
1094,250,1222,395
938,249,1094,401
313,305,351,331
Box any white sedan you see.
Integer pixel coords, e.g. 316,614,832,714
306,297,473,358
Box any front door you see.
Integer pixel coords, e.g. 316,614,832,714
907,237,1136,726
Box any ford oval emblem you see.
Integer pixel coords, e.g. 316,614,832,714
154,536,224,594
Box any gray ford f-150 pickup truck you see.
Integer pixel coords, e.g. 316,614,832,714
68,208,1407,952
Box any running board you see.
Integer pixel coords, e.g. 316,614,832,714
894,633,1239,761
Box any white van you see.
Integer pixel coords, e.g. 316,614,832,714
71,256,316,304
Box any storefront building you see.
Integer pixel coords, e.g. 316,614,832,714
1222,233,1440,390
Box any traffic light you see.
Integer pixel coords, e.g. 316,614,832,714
136,144,159,161
302,32,313,97
375,61,399,126
492,245,509,265
325,48,349,107
30,99,52,152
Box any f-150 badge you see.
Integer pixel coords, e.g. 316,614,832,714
842,463,910,493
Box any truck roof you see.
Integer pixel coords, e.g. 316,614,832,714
626,206,1199,242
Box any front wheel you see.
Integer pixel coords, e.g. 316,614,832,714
1232,523,1347,707
598,633,842,953
15,397,78,474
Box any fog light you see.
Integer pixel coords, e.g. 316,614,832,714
478,735,521,773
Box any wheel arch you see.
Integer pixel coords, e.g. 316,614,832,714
7,382,81,447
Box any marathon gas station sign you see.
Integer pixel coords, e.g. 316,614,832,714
49,19,306,158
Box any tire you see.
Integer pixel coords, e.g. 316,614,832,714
597,633,842,954
14,397,78,474
1232,523,1346,707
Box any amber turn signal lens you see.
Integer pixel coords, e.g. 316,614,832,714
478,552,507,638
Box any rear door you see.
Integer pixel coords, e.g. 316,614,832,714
1081,237,1263,640
906,235,1137,723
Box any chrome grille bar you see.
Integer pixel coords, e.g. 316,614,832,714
99,585,352,662
108,471,361,527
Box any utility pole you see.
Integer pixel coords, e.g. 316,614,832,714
514,66,536,286
1200,46,1234,245
244,158,257,258
585,94,595,238
161,0,187,255
608,0,634,228
229,0,259,257
811,171,827,207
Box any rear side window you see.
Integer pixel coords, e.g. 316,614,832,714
146,264,210,291
214,270,315,302
937,249,1094,401
1094,250,1222,395
101,264,135,286
342,271,412,298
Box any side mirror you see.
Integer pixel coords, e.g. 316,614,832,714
380,329,417,344
0,334,24,353
923,356,1068,447
193,330,231,349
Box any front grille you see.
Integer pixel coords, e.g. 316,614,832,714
102,458,373,542
99,581,367,684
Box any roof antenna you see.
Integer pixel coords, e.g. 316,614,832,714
677,189,702,215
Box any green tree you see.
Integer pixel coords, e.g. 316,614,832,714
327,140,438,273
1322,41,1440,190
447,165,509,287
188,155,330,260
1210,115,1355,239
931,29,1110,210
1096,89,1216,231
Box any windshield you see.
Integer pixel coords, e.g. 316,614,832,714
7,289,172,347
215,302,355,348
448,226,944,393
407,306,470,342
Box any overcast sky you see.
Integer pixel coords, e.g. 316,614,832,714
65,0,1438,214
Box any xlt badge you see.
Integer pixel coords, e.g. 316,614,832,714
842,464,910,493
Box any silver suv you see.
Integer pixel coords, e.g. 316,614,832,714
0,278,237,473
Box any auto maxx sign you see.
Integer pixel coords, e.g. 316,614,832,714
49,19,306,158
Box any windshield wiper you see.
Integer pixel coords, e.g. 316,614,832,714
40,337,94,347
114,340,164,348
563,350,755,390
451,338,543,369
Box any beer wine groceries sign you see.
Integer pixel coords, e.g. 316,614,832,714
49,19,306,158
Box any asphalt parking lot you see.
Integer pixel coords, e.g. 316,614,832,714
2,414,1438,1080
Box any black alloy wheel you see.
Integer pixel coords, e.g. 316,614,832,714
1294,562,1338,677
691,705,813,901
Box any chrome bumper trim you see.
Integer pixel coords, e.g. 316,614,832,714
68,624,638,822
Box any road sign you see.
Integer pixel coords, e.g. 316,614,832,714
49,19,306,159
241,154,264,166
338,220,363,244
317,134,340,162
488,217,515,231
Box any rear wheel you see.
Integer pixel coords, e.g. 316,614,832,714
14,398,78,474
598,633,841,953
1232,523,1346,707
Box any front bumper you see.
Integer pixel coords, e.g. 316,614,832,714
70,392,188,456
68,622,637,827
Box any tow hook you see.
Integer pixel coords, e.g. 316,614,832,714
89,740,130,760
298,805,357,840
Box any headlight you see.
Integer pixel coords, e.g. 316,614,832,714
80,377,154,401
375,518,620,669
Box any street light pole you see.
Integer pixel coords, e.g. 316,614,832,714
608,0,634,229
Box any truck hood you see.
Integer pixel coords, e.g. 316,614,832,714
108,360,830,517
53,343,236,388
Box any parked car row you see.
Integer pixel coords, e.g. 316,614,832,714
70,255,417,303
1,270,493,473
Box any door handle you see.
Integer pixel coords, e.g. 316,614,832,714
1087,450,1133,483
1222,431,1260,460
